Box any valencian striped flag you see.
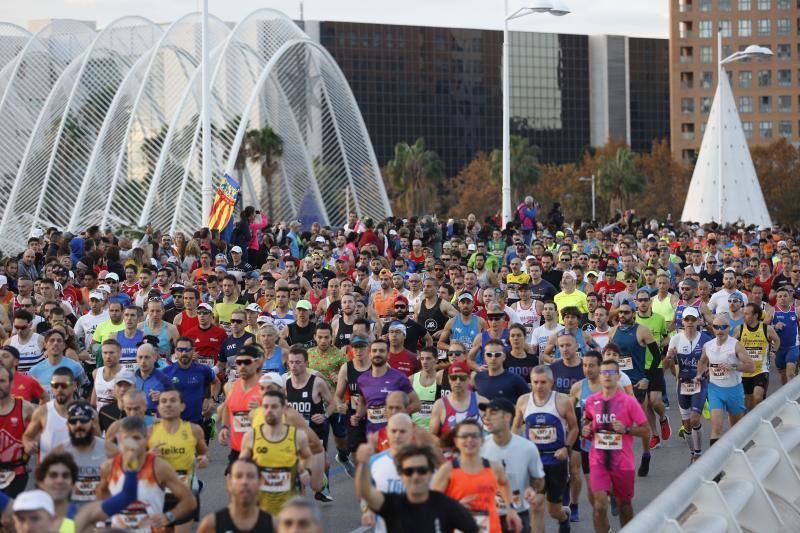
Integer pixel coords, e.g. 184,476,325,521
207,174,240,234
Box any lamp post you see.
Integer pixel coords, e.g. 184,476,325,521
579,174,595,221
502,0,570,229
715,29,772,223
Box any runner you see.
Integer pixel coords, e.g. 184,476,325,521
429,360,487,437
218,345,264,464
220,309,255,383
771,286,798,383
115,305,144,371
410,346,440,430
5,309,44,373
185,302,227,377
437,292,486,357
581,359,649,531
90,339,123,408
505,323,539,381
568,351,605,510
531,302,563,360
0,365,34,498
22,367,75,460
54,401,106,507
735,303,779,410
32,452,79,531
162,337,218,440
0,345,45,404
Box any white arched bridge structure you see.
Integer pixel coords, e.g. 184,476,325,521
0,10,391,251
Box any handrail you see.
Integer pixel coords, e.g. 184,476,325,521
622,377,800,531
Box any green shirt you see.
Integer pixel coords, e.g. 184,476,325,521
307,346,346,387
636,312,667,368
92,319,126,367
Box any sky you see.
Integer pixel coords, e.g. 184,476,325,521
0,0,669,38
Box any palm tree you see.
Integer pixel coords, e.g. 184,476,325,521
244,126,283,218
385,138,444,215
596,147,645,215
489,135,540,201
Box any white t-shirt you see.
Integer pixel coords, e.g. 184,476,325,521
532,323,563,356
74,310,110,350
708,289,748,315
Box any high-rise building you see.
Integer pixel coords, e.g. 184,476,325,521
308,21,669,176
670,0,797,164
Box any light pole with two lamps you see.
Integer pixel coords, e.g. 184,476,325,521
501,0,570,228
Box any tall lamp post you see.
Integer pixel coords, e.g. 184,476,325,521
502,0,570,229
715,29,771,223
579,174,595,221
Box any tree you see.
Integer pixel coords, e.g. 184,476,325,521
489,135,540,201
384,138,444,216
595,146,645,215
244,126,283,218
751,138,800,225
635,139,691,221
445,152,500,219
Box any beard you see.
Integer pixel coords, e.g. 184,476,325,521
394,310,407,320
70,429,94,448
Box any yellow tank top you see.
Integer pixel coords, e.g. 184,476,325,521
148,420,196,487
738,322,770,377
252,423,298,516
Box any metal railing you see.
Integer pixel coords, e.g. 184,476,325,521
623,378,800,532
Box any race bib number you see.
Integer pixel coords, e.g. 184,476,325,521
114,502,149,530
419,401,433,416
619,356,634,371
260,468,292,492
680,381,700,395
495,491,522,514
594,431,623,450
349,394,360,411
232,411,251,432
0,470,15,489
437,348,448,361
747,349,763,361
528,425,557,445
73,477,100,501
710,364,729,378
121,361,136,371
367,405,386,424
197,356,215,368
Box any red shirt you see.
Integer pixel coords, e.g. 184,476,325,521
12,372,45,403
388,349,421,377
61,285,83,311
186,324,227,366
120,281,140,298
594,280,626,309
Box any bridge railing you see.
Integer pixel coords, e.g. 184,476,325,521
622,377,800,533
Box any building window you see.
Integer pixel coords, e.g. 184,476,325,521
760,95,772,113
681,71,694,89
759,69,772,87
720,20,733,37
778,0,790,7
739,0,751,7
722,44,734,57
758,19,771,36
760,121,773,138
778,43,791,59
699,0,712,10
681,123,696,140
740,96,753,112
757,0,770,8
682,98,695,114
779,95,792,112
699,20,713,38
720,0,732,8
739,19,752,36
743,121,753,139
700,45,713,63
680,21,693,38
779,69,792,86
778,18,791,35
700,97,713,113
682,149,697,162
739,70,752,88
700,71,714,88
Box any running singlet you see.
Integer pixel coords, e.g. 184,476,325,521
451,314,480,351
214,507,274,533
738,323,771,377
772,305,798,351
550,360,585,395
440,393,482,435
444,458,501,533
612,324,647,383
583,390,647,471
252,424,299,516
176,311,200,337
9,333,43,373
514,301,541,344
222,332,255,382
668,331,712,395
706,336,742,387
142,320,171,357
0,399,26,489
410,372,439,429
477,330,510,366
334,318,354,348
523,391,567,465
116,330,143,371
286,375,325,429
108,453,165,532
64,438,106,504
417,298,448,337
148,420,196,494
227,379,262,452
261,347,285,375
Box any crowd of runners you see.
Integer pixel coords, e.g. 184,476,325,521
0,203,797,532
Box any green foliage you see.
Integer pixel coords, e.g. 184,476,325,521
595,147,644,213
384,138,444,216
244,126,283,216
488,135,540,198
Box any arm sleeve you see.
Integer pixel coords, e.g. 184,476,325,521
646,341,662,378
100,470,138,516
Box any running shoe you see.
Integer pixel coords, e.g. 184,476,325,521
558,507,571,532
649,435,662,449
315,487,334,502
336,454,357,478
660,416,671,440
569,503,580,522
638,453,651,477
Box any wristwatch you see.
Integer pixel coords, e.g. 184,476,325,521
164,511,177,524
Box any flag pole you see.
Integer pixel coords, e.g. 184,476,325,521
201,0,213,227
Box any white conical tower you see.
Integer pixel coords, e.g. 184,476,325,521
681,66,772,228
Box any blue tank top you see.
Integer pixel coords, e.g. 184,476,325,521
674,331,713,380
477,329,509,366
612,323,647,383
726,313,745,338
261,346,285,374
143,320,171,356
553,329,588,360
523,391,567,465
116,330,143,370
550,359,585,394
675,298,702,330
772,305,798,349
451,314,480,350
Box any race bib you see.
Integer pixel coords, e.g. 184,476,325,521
680,381,700,395
197,356,215,369
619,356,634,371
437,348,448,361
232,411,251,432
228,368,240,382
367,405,386,424
114,502,149,530
473,512,490,533
349,394,361,411
260,468,292,492
121,361,136,371
73,477,100,501
528,425,557,445
747,349,763,361
594,431,623,450
0,470,15,489
419,401,433,416
710,364,729,378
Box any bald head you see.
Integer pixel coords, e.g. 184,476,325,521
386,390,410,417
387,413,413,450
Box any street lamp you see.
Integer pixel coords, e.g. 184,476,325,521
579,174,595,221
714,30,772,223
501,0,570,229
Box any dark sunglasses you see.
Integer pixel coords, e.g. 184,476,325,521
487,315,505,321
68,417,92,425
449,374,469,381
230,319,245,324
484,351,504,358
235,359,255,366
400,466,431,476
50,382,71,390
712,325,729,331
394,304,407,309
176,347,192,352
448,350,464,357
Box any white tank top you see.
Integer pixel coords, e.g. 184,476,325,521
40,400,69,458
705,336,742,387
590,327,611,349
10,333,42,373
94,367,119,409
513,300,541,344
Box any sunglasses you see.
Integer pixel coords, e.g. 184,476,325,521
433,268,443,272
400,466,431,476
235,359,255,366
599,370,619,376
712,325,729,331
176,347,192,352
487,315,504,321
50,382,71,390
635,298,649,302
197,310,212,315
727,299,741,304
68,417,92,425
448,350,464,357
456,432,482,440
13,323,29,330
230,319,244,324
449,374,469,381
484,351,504,358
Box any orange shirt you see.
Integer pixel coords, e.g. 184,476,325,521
372,289,399,318
445,459,502,533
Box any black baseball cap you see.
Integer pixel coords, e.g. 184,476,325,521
478,398,515,416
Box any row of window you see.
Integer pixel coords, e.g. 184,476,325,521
696,0,792,11
695,18,792,38
680,43,793,64
680,120,793,141
681,94,796,114
679,69,797,89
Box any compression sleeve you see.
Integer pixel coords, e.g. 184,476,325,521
100,470,138,517
646,341,662,380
